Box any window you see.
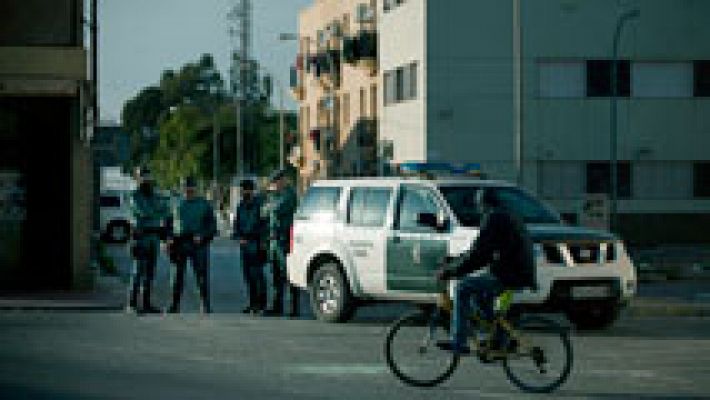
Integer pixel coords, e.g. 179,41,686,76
586,162,632,199
360,87,366,118
384,0,405,12
539,61,585,98
395,67,405,102
99,195,121,208
384,71,395,106
587,60,630,97
632,62,693,98
396,186,442,232
347,187,393,227
384,63,418,106
694,61,710,97
370,83,378,117
409,62,418,99
438,186,560,226
694,162,710,198
296,186,342,221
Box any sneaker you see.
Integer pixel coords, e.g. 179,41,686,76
435,340,471,355
241,306,254,314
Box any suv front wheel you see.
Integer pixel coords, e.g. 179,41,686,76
309,263,355,323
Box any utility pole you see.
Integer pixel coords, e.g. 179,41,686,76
512,0,524,186
610,9,640,232
228,0,251,177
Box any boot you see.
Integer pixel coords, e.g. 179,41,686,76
141,285,161,314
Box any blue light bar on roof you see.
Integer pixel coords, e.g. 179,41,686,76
397,162,483,177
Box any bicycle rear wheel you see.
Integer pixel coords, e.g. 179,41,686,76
503,316,573,393
384,310,459,387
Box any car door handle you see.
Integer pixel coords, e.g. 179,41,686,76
348,240,373,248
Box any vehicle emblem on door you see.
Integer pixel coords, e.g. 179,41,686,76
412,243,421,265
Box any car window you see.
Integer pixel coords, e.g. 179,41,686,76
296,186,342,221
438,185,561,226
396,185,442,232
100,195,121,208
347,187,392,227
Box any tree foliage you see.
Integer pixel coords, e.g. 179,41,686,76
120,53,296,190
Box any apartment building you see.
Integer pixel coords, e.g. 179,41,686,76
292,0,379,190
292,0,710,244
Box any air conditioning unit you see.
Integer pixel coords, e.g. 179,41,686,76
356,4,375,23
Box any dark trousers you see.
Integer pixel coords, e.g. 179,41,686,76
128,236,159,309
171,245,211,312
451,273,502,348
241,242,266,310
269,241,299,315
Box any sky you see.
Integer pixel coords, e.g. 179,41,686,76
99,0,311,123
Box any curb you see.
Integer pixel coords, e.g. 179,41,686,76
626,300,710,318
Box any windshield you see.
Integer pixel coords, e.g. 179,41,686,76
438,185,561,226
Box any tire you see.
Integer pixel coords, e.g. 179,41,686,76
566,303,620,331
106,221,131,243
503,316,573,394
384,311,459,388
309,263,355,323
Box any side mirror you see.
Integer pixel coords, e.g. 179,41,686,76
417,212,448,232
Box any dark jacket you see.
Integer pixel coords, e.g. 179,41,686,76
449,207,537,290
232,195,264,243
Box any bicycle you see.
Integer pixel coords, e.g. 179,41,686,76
384,281,573,393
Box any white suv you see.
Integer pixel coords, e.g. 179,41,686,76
287,178,637,329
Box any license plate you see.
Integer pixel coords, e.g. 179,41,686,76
571,286,610,299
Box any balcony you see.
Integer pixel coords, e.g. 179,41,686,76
343,31,377,75
307,50,341,89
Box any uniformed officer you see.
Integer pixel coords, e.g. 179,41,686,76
263,169,300,317
127,166,170,314
232,178,266,314
167,176,217,314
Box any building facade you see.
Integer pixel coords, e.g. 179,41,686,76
0,0,94,290
293,0,710,244
293,0,380,191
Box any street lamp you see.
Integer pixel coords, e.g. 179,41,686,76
610,9,640,231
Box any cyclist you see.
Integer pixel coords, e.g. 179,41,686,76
436,188,537,355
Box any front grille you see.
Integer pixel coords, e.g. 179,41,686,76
568,244,600,264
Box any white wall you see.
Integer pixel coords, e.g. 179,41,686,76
378,0,427,163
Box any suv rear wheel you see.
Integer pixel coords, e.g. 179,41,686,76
566,302,620,330
106,221,131,243
309,263,355,323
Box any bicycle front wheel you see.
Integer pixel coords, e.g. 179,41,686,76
384,310,459,387
503,316,573,393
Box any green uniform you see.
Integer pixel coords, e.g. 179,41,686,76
127,189,170,311
169,196,217,313
263,185,299,315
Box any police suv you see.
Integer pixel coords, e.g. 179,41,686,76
287,168,636,329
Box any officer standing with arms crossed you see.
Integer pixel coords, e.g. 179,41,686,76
232,178,267,314
167,176,217,314
263,169,300,317
127,166,170,314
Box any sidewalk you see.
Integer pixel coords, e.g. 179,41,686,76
0,272,126,311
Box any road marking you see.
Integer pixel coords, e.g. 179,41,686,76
285,363,388,376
